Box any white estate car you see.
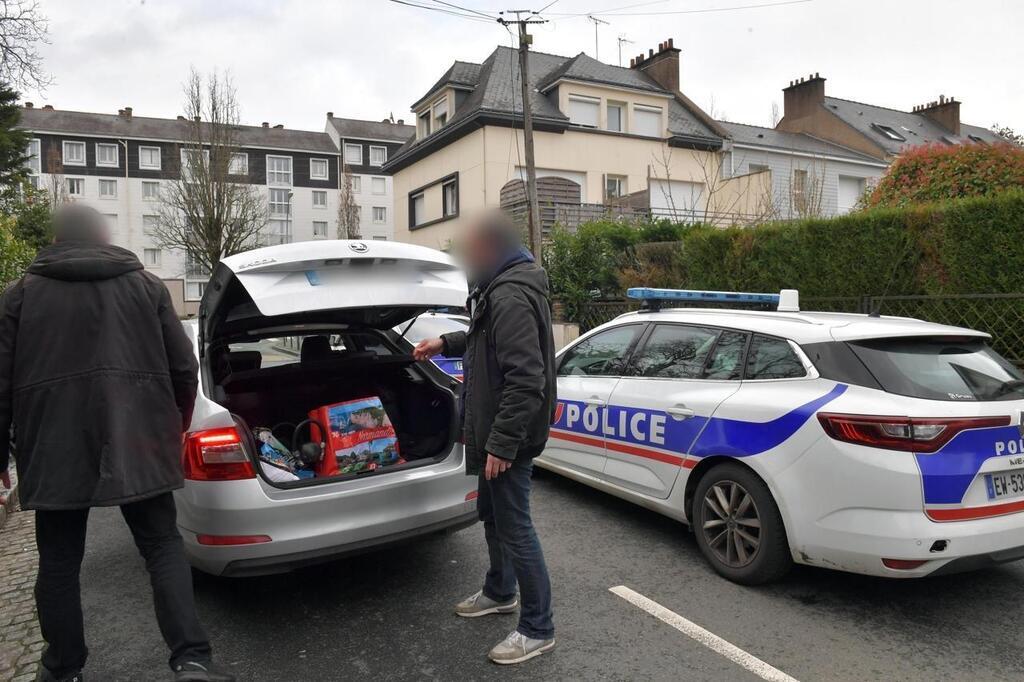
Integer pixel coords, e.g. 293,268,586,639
175,240,477,576
536,288,1024,584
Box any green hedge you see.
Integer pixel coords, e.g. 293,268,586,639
545,190,1024,313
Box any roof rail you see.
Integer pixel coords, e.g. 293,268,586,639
626,287,800,312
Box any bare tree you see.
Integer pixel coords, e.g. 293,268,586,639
0,0,49,91
991,123,1023,147
770,101,780,127
43,143,67,206
153,69,267,276
337,163,360,239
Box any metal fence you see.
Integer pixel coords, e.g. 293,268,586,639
575,293,1024,366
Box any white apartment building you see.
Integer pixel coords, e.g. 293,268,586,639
325,114,414,241
18,105,414,315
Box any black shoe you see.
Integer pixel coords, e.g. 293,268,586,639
34,668,83,682
173,661,236,681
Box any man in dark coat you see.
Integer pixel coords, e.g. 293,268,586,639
414,210,557,665
0,205,233,682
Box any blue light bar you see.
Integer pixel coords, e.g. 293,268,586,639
627,287,781,305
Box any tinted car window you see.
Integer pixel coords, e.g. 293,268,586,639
849,337,1024,402
704,331,749,380
630,325,719,379
559,325,642,377
745,334,806,379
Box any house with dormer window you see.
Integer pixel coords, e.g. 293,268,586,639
384,39,771,249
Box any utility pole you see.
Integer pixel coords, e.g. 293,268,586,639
617,34,634,67
499,10,547,260
587,15,609,61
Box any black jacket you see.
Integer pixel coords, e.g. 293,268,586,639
442,261,557,475
0,242,199,510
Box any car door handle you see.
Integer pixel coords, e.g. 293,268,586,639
583,397,606,406
666,406,695,420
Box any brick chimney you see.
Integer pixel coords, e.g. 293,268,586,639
119,106,133,121
327,111,333,119
261,122,269,128
783,73,826,121
24,101,32,108
273,124,283,129
913,95,960,135
397,119,405,125
629,38,680,93
42,104,53,111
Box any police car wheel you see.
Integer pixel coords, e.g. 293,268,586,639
693,463,791,585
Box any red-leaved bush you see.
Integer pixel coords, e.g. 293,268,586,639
868,142,1024,208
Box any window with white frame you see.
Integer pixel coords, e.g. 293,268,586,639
443,178,458,217
266,155,293,185
351,176,361,193
142,215,159,234
186,281,206,301
432,98,448,130
25,138,40,185
267,219,292,245
66,177,84,196
606,102,625,132
312,190,327,208
229,152,248,175
312,220,328,237
411,192,425,227
633,105,663,137
369,146,387,166
142,181,160,200
605,174,626,201
371,176,386,195
344,144,362,166
180,148,209,179
139,146,161,170
269,188,291,217
417,110,431,139
96,143,118,167
63,141,86,166
310,158,329,179
99,179,117,198
185,253,209,278
372,206,386,224
568,96,600,128
143,248,161,267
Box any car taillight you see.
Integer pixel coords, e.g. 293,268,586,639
818,413,1010,453
183,427,256,481
881,558,928,570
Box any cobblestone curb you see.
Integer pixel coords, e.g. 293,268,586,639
0,472,42,682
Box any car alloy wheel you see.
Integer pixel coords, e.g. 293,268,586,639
700,480,761,568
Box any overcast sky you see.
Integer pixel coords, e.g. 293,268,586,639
23,0,1024,134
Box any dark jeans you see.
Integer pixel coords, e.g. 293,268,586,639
478,456,554,640
34,492,212,678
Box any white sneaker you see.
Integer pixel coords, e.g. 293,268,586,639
488,629,556,664
454,590,518,618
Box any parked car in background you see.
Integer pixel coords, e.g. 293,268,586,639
537,287,1024,585
176,240,477,577
396,311,469,380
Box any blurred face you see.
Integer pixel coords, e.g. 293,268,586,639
455,224,500,285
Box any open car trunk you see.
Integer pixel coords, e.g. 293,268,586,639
197,240,468,487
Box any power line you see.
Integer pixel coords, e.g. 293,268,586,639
388,0,499,23
549,0,812,18
429,0,501,20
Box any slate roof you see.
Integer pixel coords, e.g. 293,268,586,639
19,106,338,153
387,46,723,170
412,60,483,109
718,120,885,164
822,96,1002,155
326,116,414,143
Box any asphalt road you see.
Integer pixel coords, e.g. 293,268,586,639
77,468,1024,681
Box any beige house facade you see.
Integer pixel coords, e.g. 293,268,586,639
385,40,771,250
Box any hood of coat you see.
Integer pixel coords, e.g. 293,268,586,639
27,242,144,282
486,260,550,299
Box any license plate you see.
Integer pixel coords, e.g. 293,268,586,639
985,470,1024,501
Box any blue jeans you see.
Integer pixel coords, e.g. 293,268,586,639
478,456,554,640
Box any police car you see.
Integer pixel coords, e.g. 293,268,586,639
535,288,1024,584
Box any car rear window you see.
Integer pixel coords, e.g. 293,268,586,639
848,337,1024,401
400,315,468,344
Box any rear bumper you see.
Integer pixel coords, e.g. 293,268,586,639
175,450,478,576
207,510,478,577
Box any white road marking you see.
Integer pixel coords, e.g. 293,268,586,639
609,585,799,682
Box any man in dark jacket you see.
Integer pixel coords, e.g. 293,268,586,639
0,205,233,682
414,210,557,665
